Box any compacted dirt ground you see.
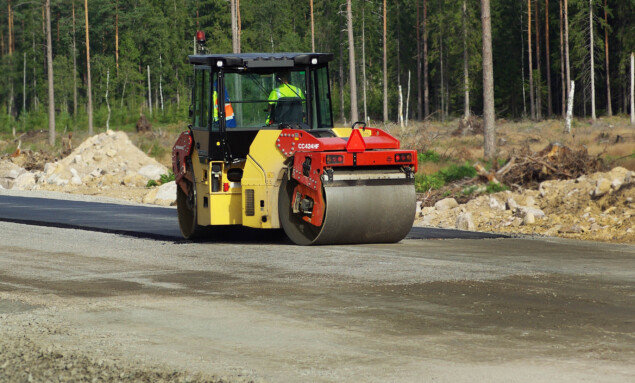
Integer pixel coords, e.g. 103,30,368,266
0,221,634,382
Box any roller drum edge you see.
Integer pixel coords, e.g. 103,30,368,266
279,176,416,245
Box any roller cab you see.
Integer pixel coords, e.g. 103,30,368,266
172,49,417,245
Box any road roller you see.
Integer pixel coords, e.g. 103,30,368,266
172,49,417,245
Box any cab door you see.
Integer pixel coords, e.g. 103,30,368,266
191,66,212,161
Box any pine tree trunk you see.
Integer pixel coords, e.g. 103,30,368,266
630,53,634,125
416,1,422,120
339,18,345,124
423,0,430,118
481,0,496,159
147,65,152,115
346,0,358,123
521,5,527,117
45,0,56,146
105,70,111,131
22,52,26,113
115,0,119,75
546,0,553,117
564,0,570,96
72,1,78,117
528,0,536,120
534,0,542,120
463,0,470,119
8,0,13,56
310,0,315,52
440,31,444,122
604,0,611,116
560,0,565,117
237,0,241,52
231,0,237,53
590,0,596,121
383,0,388,122
362,7,368,123
84,0,93,136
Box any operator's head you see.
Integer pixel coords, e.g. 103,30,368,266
277,71,290,84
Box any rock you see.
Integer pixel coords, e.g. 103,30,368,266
155,181,176,202
434,198,459,211
73,155,82,164
43,162,58,175
506,197,518,210
611,178,623,191
559,225,582,234
489,196,506,211
122,173,148,187
106,149,117,158
90,168,105,178
625,171,632,184
515,206,545,219
11,172,37,190
92,154,103,162
591,178,611,197
456,212,475,230
416,201,422,216
138,164,168,181
523,212,535,225
70,175,83,185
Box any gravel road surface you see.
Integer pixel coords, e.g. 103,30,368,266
0,193,634,382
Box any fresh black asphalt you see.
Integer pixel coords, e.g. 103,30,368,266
0,195,507,243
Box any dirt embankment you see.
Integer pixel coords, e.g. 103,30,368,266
417,166,634,243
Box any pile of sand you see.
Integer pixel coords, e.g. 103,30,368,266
1,130,173,205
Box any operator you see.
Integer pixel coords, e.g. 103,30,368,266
213,83,236,128
266,71,305,125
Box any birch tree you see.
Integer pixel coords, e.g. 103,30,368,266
346,0,358,123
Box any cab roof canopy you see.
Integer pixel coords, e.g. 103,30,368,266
188,53,334,69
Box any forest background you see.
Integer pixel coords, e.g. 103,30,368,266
0,0,633,139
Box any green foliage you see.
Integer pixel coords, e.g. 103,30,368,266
440,163,478,183
418,150,441,163
146,179,158,188
0,0,631,131
486,182,509,194
415,163,477,192
159,172,175,184
415,172,445,192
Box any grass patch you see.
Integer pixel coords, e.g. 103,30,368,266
486,182,509,193
415,163,477,192
418,149,441,163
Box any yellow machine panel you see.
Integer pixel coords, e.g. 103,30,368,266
241,130,288,229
